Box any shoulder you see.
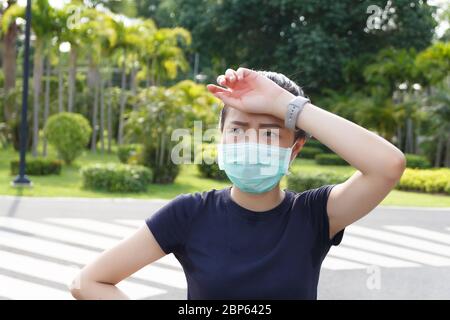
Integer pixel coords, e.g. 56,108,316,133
162,188,228,219
171,188,227,208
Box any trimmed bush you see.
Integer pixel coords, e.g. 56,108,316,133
197,144,228,180
405,153,431,169
44,112,92,165
287,171,350,192
10,158,62,176
81,163,152,193
398,168,450,195
298,146,322,159
305,139,332,153
117,144,142,164
315,153,348,166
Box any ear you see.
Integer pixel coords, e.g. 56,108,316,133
290,138,306,162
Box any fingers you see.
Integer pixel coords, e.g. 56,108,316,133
206,84,230,95
207,84,241,108
225,69,238,84
236,67,253,81
216,68,242,88
216,75,227,87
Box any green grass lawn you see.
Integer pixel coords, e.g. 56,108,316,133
1,146,449,207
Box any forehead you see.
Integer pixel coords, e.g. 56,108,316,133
224,107,285,127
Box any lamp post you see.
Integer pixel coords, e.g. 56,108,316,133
12,0,32,187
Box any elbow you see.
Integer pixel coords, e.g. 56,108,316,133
69,272,85,300
383,152,407,181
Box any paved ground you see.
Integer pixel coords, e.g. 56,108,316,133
0,195,449,300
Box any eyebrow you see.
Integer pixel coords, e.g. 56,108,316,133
259,123,282,129
230,121,249,127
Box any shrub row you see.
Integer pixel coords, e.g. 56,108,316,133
305,139,332,153
398,168,450,195
298,146,322,159
80,163,153,193
315,153,349,166
405,153,431,169
10,158,62,175
287,171,351,192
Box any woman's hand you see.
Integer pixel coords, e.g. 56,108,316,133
206,67,294,119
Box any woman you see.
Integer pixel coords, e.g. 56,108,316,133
70,67,406,300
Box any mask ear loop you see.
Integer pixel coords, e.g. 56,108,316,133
285,143,297,176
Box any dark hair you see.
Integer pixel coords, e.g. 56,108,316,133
219,70,308,141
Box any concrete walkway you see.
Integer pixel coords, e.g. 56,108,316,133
0,195,449,299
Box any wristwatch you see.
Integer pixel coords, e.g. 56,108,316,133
284,95,310,132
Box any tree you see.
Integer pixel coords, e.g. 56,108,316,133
145,0,436,95
5,0,61,156
415,41,450,86
1,0,19,123
415,41,450,166
111,18,190,145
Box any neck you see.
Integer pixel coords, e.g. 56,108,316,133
230,184,285,212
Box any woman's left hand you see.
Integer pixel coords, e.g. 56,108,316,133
206,67,294,119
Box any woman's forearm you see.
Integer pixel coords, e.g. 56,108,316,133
70,279,130,300
274,91,406,180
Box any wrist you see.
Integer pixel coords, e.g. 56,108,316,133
272,90,295,120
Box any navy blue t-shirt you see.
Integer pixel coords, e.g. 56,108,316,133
145,185,345,300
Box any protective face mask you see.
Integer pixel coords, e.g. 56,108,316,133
217,142,294,194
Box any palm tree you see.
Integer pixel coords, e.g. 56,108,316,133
58,2,88,113
1,0,19,123
6,0,60,156
42,57,51,156
79,10,117,152
425,84,450,167
364,47,419,148
111,19,139,146
146,27,191,86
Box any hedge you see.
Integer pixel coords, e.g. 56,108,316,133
315,153,349,166
287,171,351,192
287,167,450,195
10,158,62,176
405,153,431,169
398,168,450,195
298,146,322,159
80,163,153,193
305,139,332,153
197,143,228,180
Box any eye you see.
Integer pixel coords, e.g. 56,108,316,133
262,129,279,138
228,127,244,135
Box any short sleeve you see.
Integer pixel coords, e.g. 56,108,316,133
305,184,345,248
144,194,196,255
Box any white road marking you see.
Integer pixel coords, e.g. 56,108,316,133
0,230,187,289
45,218,137,238
0,250,164,299
115,219,144,228
329,246,419,268
385,226,450,245
0,274,72,300
346,225,450,257
340,234,450,266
